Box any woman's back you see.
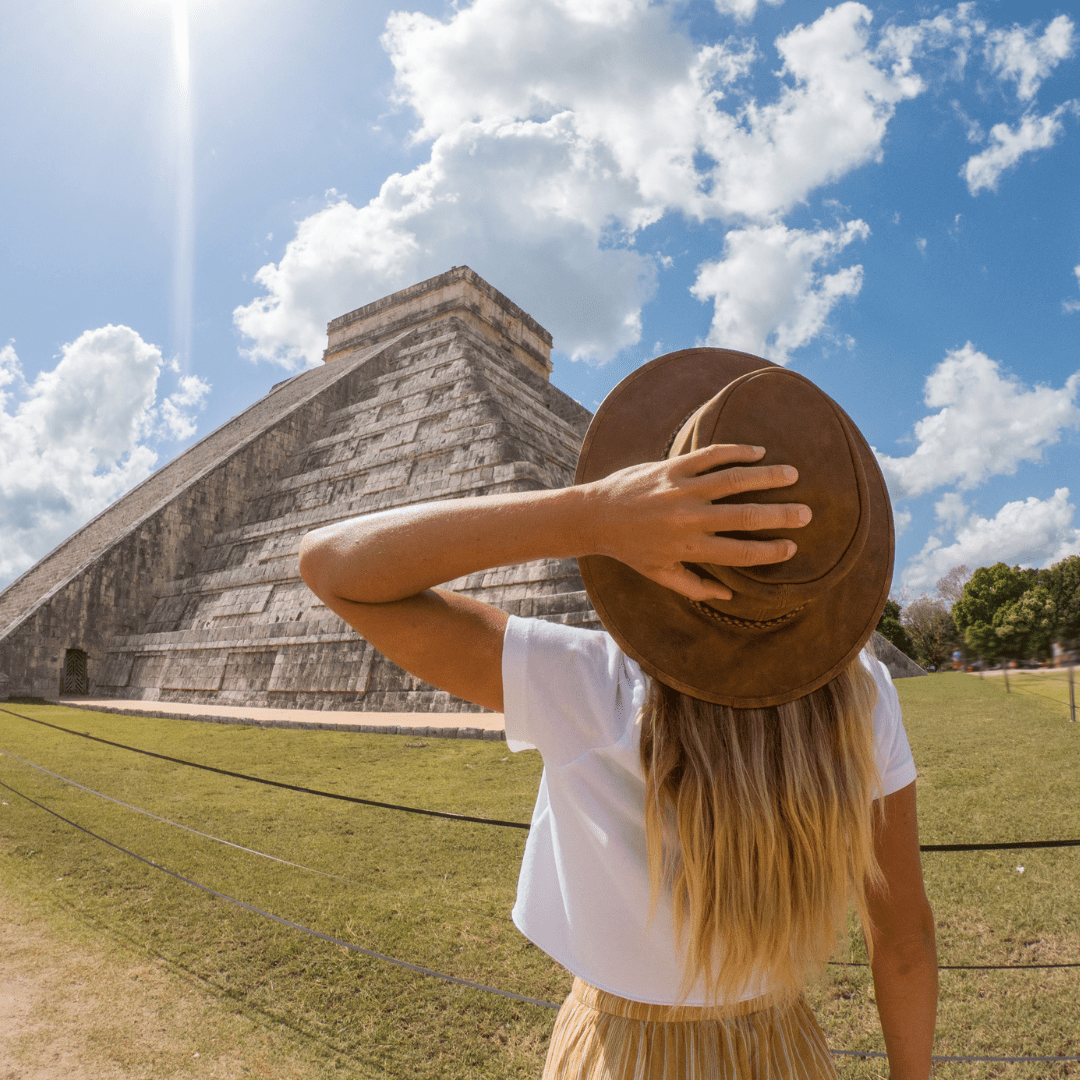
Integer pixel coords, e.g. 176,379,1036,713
503,616,916,1006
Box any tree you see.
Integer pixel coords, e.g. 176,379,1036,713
953,563,1038,662
901,597,958,670
936,565,972,607
993,585,1056,661
1039,554,1080,648
876,599,916,659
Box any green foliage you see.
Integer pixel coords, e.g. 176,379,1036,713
1040,553,1080,647
963,621,1002,664
953,563,1038,661
900,597,958,670
950,554,1080,661
993,584,1057,661
952,563,1038,631
875,599,915,658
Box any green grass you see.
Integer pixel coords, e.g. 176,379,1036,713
1,675,1079,1078
807,672,1080,1079
993,669,1079,722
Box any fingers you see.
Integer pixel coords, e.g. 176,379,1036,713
702,536,799,567
672,444,800,499
704,500,811,533
669,442,768,475
650,563,734,602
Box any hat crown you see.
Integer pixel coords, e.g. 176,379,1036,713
668,367,870,623
574,346,894,708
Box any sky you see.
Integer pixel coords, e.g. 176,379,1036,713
1,0,1078,600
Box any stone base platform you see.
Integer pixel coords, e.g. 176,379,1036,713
49,697,506,742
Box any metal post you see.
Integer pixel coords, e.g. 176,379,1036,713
1069,662,1076,723
1003,664,1010,693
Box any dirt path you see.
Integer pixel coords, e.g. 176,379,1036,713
0,887,327,1080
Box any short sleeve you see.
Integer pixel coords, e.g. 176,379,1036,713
862,651,918,797
502,616,648,766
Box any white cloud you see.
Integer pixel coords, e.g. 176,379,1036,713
690,219,868,362
713,0,782,22
902,488,1080,593
159,374,211,441
934,491,968,528
876,3,985,83
0,328,210,589
235,0,933,369
1065,263,1080,314
985,14,1075,101
876,344,1080,499
962,102,1077,194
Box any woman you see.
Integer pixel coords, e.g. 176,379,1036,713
299,349,937,1079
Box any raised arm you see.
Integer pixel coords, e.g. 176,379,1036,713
867,781,938,1080
298,443,808,711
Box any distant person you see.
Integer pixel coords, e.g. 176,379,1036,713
299,349,937,1080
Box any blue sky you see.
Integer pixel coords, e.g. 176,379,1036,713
1,0,1078,598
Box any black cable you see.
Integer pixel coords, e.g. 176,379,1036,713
7,705,1080,852
5,774,1079,1064
829,959,1080,970
0,776,555,1009
833,1050,1080,1063
0,745,515,926
921,837,1080,851
8,745,1073,969
0,706,530,830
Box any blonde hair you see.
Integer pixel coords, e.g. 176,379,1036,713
639,656,883,1004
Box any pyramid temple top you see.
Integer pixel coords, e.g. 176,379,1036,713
323,266,554,380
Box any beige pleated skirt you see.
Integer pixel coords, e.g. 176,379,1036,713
542,978,837,1080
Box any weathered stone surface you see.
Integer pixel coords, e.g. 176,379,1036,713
871,632,927,679
325,265,553,380
0,269,597,709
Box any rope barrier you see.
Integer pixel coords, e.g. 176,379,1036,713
829,959,1080,970
4,770,1080,1064
832,1049,1080,1063
0,747,515,925
921,837,1080,851
5,705,1078,852
0,746,355,883
0,776,556,1010
0,706,530,830
7,744,1073,973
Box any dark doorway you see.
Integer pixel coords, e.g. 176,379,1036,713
62,648,89,695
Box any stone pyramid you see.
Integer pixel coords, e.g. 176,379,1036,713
0,267,599,711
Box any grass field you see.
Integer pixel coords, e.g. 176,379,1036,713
980,668,1078,723
1,672,1078,1079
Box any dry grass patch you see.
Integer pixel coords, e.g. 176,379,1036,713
0,876,336,1079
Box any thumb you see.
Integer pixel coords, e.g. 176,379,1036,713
649,563,733,602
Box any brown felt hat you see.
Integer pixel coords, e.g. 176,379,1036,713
575,347,893,708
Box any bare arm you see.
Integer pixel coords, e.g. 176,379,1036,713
867,781,938,1080
298,443,808,711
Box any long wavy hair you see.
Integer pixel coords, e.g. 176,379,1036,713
639,655,883,1004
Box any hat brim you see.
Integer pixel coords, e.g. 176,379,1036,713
575,348,893,708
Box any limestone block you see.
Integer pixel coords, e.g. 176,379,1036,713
161,652,228,691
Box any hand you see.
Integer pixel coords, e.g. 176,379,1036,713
583,443,810,602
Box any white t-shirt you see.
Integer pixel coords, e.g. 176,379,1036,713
501,615,918,1007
